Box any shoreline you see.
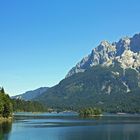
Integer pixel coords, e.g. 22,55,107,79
0,117,13,122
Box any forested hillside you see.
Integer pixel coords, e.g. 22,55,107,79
36,64,140,113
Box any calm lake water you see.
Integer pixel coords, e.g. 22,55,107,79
1,112,140,140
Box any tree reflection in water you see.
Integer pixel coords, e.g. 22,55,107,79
0,121,12,140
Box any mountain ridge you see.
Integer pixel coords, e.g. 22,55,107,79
12,87,49,101
66,33,140,77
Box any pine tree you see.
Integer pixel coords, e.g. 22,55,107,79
1,87,5,94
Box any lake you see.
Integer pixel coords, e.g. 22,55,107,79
1,112,140,140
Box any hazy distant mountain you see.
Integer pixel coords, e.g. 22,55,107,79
35,33,140,113
12,87,49,101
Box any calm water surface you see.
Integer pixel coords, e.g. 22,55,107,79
1,112,140,140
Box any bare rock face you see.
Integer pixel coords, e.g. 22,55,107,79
66,33,140,78
130,33,140,52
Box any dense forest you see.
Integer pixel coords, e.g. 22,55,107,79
12,99,47,112
0,87,47,118
0,87,13,118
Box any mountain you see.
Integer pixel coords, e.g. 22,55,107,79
12,87,49,101
66,33,140,77
35,33,140,113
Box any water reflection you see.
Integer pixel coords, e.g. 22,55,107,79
0,121,12,140
1,113,140,140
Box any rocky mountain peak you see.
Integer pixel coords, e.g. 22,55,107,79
96,40,116,52
116,37,131,56
100,40,110,47
130,33,140,52
66,33,140,77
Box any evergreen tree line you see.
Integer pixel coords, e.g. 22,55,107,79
0,87,47,118
79,107,102,117
0,87,13,118
12,99,47,112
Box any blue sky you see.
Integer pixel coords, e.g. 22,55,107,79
0,0,140,95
